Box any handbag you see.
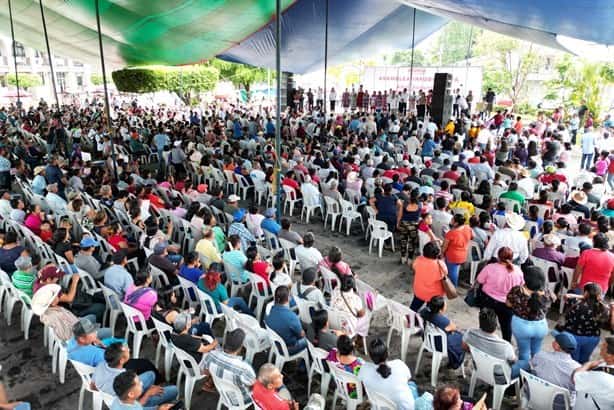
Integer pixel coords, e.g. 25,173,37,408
439,261,458,300
464,284,484,308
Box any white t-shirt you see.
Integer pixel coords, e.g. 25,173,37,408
359,360,415,410
574,369,614,409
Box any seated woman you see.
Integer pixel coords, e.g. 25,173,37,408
319,246,354,277
106,223,146,267
124,269,157,329
360,338,426,410
327,335,364,399
52,228,78,273
308,309,342,351
197,264,252,315
420,296,465,370
244,246,272,291
330,275,369,340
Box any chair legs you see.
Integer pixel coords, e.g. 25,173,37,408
430,353,442,387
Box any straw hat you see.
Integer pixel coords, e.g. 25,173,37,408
34,166,46,176
505,212,526,231
571,190,588,205
31,284,61,316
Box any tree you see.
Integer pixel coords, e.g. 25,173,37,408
112,65,219,105
209,59,268,95
474,31,542,107
7,73,42,89
90,74,104,86
386,49,427,66
546,55,614,118
429,21,481,65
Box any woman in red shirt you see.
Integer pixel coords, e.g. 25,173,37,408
245,246,272,292
442,213,473,287
282,170,300,191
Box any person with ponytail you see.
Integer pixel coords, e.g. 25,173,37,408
506,266,550,360
562,282,613,363
420,296,465,369
359,337,415,410
476,247,524,341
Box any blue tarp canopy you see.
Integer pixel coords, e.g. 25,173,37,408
0,0,611,73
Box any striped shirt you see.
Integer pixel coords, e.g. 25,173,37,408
200,350,255,406
12,270,36,297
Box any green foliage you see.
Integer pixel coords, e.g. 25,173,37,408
112,65,219,104
546,55,614,117
7,73,42,89
430,21,481,65
209,59,268,93
386,50,427,66
90,74,104,86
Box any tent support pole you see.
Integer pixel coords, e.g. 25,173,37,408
95,0,118,181
38,0,60,111
409,7,416,93
323,0,329,115
8,0,21,111
464,26,474,94
275,0,282,220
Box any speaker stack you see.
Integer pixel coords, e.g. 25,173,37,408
431,72,453,126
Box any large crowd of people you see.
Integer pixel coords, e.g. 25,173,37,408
0,86,613,410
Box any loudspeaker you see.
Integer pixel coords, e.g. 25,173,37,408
431,72,452,126
281,72,294,110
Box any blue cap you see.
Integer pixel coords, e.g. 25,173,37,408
233,209,246,222
80,237,99,248
551,330,577,353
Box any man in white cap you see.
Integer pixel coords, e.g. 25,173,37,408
484,213,529,264
533,233,565,267
45,183,68,214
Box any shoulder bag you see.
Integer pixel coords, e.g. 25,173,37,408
439,260,458,300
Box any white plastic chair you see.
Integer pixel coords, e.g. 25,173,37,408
19,291,34,340
530,256,560,295
558,267,574,314
212,372,254,410
330,365,364,410
49,327,68,384
301,192,323,223
386,300,424,363
467,241,483,285
174,347,207,410
246,272,272,322
236,312,270,364
120,302,155,358
323,197,341,230
0,270,22,326
236,174,253,200
338,199,364,236
294,295,318,325
468,345,519,410
365,386,398,410
282,185,301,216
278,238,299,275
223,260,251,297
152,317,176,382
265,324,310,372
369,220,395,258
319,266,339,297
196,288,225,326
178,276,201,312
100,285,123,337
223,169,237,194
519,369,571,410
415,322,456,387
306,339,332,398
70,360,104,410
355,278,389,315
328,307,369,355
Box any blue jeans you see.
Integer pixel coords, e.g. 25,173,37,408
445,259,460,287
581,153,593,170
511,316,548,361
288,337,308,355
571,334,600,364
140,371,178,408
227,297,254,316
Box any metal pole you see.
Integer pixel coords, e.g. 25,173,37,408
8,0,21,110
275,0,282,220
464,26,474,95
408,7,416,93
95,0,118,181
323,0,329,115
38,0,60,111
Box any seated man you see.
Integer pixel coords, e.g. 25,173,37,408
462,308,528,378
169,312,216,362
294,233,323,272
67,318,116,367
93,342,178,408
265,286,307,354
104,250,134,298
148,242,181,286
573,337,614,409
110,370,174,410
252,364,298,410
295,267,326,308
200,329,256,405
222,235,249,284
530,330,580,393
533,234,565,269
278,218,303,245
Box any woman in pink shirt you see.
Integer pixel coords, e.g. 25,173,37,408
124,270,158,328
476,247,524,342
319,246,354,277
595,151,609,177
24,204,44,235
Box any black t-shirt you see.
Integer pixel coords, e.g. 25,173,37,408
170,333,203,361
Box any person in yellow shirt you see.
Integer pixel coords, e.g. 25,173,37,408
449,191,475,221
195,228,222,268
444,119,455,136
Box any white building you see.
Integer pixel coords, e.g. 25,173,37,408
0,35,93,104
